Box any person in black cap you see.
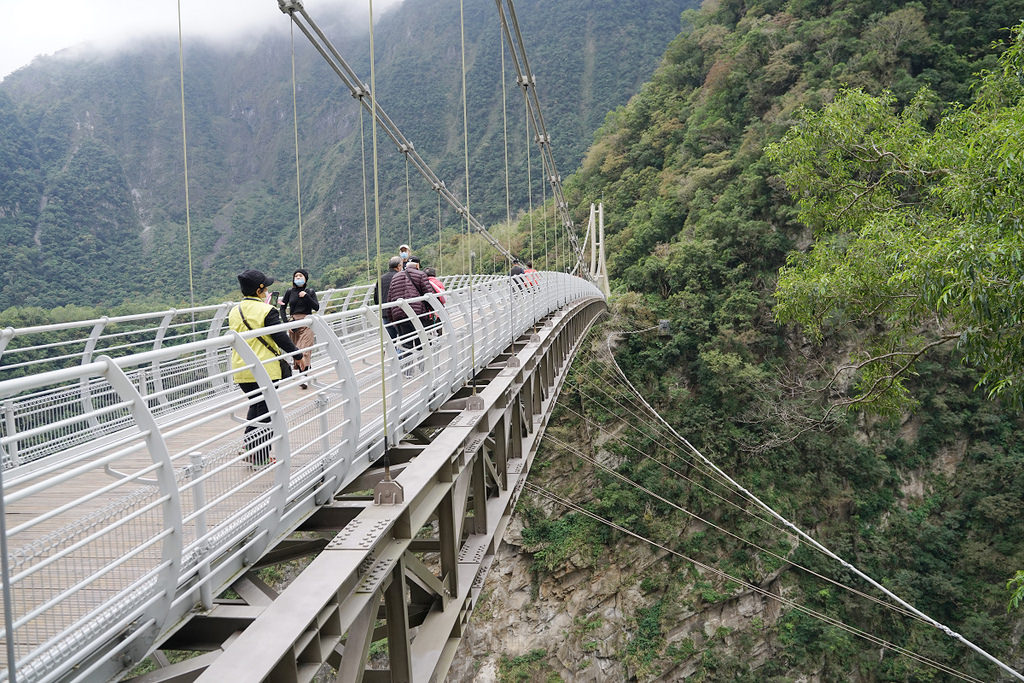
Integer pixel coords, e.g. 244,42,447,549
229,269,302,468
280,268,319,388
374,256,403,340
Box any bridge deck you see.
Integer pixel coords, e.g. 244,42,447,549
2,346,436,659
0,273,601,682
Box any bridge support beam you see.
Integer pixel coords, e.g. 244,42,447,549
144,296,606,683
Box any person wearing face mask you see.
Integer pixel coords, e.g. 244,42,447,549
230,269,302,467
399,244,412,270
280,268,320,389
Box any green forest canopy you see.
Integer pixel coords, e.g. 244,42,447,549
769,23,1024,411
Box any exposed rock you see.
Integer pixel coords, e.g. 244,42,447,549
448,526,789,681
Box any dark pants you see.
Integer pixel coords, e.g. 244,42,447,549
393,319,422,353
383,314,399,341
237,381,273,464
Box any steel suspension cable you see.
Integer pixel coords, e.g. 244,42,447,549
289,20,305,267
554,400,794,540
501,22,511,235
278,1,514,264
587,347,983,607
544,170,553,269
460,0,471,270
581,360,956,619
360,108,371,282
546,432,926,625
549,327,778,525
575,372,748,503
538,135,545,271
603,334,1024,680
500,25,514,350
405,154,412,249
567,335,819,531
525,483,984,683
524,89,535,268
176,0,197,316
594,343,912,536
494,0,587,276
459,0,477,388
367,0,391,458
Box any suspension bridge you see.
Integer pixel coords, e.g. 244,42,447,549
3,0,1021,679
0,0,623,675
0,272,605,682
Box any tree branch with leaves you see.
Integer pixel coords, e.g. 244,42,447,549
767,23,1024,411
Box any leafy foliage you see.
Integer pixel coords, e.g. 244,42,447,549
514,0,1024,679
0,0,693,309
769,25,1024,408
497,649,560,683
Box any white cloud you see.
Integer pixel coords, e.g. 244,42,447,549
1,0,404,80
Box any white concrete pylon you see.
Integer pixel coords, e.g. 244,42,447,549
589,202,610,297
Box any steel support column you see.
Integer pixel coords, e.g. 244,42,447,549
175,296,604,683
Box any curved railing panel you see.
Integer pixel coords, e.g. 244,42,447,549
0,272,602,682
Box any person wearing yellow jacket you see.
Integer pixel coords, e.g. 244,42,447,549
230,269,301,467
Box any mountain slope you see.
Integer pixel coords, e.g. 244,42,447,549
452,0,1024,679
0,0,695,309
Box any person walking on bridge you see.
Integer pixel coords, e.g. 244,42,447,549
523,261,538,287
280,268,319,389
387,257,433,373
374,256,403,340
424,266,446,332
230,269,302,468
424,267,446,306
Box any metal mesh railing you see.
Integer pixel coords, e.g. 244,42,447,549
0,272,602,681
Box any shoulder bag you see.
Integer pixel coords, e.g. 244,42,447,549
236,305,293,380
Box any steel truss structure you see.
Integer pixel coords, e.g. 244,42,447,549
124,296,604,683
0,274,602,682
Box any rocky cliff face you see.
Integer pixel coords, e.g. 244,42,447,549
450,514,789,681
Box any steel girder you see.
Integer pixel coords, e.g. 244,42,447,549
124,296,605,683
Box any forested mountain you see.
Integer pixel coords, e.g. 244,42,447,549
7,0,1024,679
451,0,1024,680
0,0,693,310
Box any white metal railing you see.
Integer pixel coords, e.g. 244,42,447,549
0,272,602,682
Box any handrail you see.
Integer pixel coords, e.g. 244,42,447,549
0,283,364,373
0,272,603,681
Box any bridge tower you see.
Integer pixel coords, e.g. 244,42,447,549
587,202,611,297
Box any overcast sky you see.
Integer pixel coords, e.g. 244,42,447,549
1,0,404,80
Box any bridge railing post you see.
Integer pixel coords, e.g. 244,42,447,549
94,354,184,670
428,295,459,399
204,303,233,392
481,283,502,362
188,451,213,609
337,287,356,336
227,332,291,565
394,300,433,421
148,311,176,407
363,309,403,452
310,316,360,499
79,318,108,430
2,399,18,468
